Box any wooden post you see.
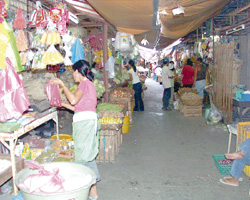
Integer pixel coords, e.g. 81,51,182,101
103,24,109,102
212,18,215,63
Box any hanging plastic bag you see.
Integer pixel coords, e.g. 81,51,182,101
28,1,48,28
0,58,30,122
13,8,27,29
42,45,64,65
0,0,7,18
70,38,85,63
0,22,10,70
3,20,23,72
44,81,62,107
15,29,29,52
207,103,223,125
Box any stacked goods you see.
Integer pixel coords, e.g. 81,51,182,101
181,105,202,117
178,88,203,117
96,102,125,163
110,87,134,125
97,103,125,130
96,129,122,163
179,88,203,106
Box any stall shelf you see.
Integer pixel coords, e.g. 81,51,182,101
0,110,59,195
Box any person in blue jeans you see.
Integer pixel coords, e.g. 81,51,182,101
126,60,144,111
219,138,250,186
161,58,174,111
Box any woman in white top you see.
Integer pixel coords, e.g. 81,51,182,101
126,60,144,111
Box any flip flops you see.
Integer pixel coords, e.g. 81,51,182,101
219,177,239,187
88,197,98,200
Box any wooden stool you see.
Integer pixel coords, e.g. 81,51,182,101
227,124,237,153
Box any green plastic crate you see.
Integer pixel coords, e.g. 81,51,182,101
213,154,232,175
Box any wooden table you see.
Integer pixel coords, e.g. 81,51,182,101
233,98,250,122
0,110,59,195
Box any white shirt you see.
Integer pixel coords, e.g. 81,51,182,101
162,65,172,89
155,67,162,76
91,68,99,74
128,68,140,84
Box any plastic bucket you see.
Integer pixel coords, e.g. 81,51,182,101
242,93,250,101
15,162,96,200
50,134,73,141
122,116,130,134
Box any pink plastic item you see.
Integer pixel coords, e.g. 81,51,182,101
44,81,62,107
0,58,30,122
13,8,27,29
18,161,65,194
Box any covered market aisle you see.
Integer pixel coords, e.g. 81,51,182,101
95,78,250,200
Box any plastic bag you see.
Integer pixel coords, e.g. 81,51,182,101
17,161,65,194
0,58,30,122
207,103,223,124
70,38,85,63
15,29,29,52
13,8,27,29
44,81,62,107
3,20,23,72
41,44,64,65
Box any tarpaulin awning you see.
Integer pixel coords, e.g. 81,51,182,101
86,0,231,50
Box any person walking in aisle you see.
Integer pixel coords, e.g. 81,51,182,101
162,58,174,111
52,60,100,200
169,61,176,105
126,59,144,111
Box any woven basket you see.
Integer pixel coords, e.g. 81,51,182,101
98,111,125,118
100,123,122,130
181,97,203,106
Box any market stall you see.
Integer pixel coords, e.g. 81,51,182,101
0,110,58,194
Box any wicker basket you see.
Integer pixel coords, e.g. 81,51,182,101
100,123,122,130
181,98,203,106
180,92,203,106
98,111,124,118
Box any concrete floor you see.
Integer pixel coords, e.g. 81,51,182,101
2,78,250,200
96,78,250,200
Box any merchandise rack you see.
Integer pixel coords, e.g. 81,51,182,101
0,110,59,195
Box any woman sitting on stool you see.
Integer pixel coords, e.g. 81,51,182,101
220,138,250,187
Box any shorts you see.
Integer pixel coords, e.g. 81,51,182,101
80,159,101,182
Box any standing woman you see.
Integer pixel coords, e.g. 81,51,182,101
126,59,144,111
52,60,100,200
181,58,195,88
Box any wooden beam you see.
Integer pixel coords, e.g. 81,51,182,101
235,3,250,15
219,18,250,32
103,24,109,102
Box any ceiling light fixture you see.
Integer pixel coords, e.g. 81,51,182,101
226,24,245,35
